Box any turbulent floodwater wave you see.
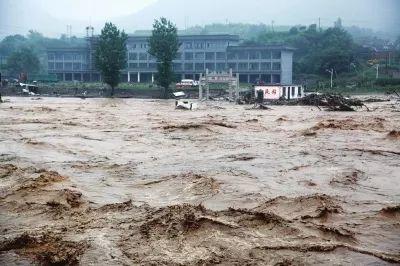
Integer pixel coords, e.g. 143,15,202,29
0,97,399,265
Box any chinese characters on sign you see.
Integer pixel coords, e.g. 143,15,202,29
254,86,280,99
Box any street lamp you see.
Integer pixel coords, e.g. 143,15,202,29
326,68,334,89
373,64,379,79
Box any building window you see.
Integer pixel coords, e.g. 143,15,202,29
261,51,270,59
48,53,55,60
149,63,157,69
228,63,237,71
292,87,295,97
195,52,205,60
184,52,193,60
261,62,271,70
64,53,72,60
249,63,259,71
249,51,259,60
216,63,226,71
272,51,281,59
207,42,224,49
216,52,226,60
272,62,281,70
55,53,63,60
82,64,88,70
205,62,215,71
92,73,100,82
272,74,281,83
184,63,193,70
184,42,193,49
227,52,236,60
139,53,147,60
55,62,63,70
73,63,81,70
238,51,247,60
140,43,147,49
261,74,271,83
195,63,204,71
56,73,63,81
73,54,82,61
139,63,147,69
48,62,54,70
129,63,138,69
194,42,204,49
73,73,81,81
205,52,215,60
238,62,247,70
129,53,137,60
173,63,182,71
64,62,72,70
65,73,73,81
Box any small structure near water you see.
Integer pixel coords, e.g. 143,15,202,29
254,85,304,100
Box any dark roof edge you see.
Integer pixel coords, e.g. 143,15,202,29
228,45,295,51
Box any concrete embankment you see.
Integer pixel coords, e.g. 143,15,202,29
0,85,163,98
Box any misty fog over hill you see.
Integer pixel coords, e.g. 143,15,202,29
1,0,399,39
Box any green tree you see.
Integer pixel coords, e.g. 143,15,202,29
6,47,40,77
94,22,128,97
148,17,179,98
0,35,27,55
314,28,356,74
256,25,356,76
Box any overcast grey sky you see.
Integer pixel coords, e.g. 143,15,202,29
0,0,399,38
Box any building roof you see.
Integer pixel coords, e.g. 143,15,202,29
227,44,295,51
46,46,87,52
127,34,240,42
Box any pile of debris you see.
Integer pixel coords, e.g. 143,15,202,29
298,93,366,111
266,93,367,111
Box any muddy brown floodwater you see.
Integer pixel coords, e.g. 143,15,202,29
0,97,400,265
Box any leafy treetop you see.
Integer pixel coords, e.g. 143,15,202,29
148,17,179,98
94,22,128,96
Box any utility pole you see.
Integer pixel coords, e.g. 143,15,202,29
184,16,188,31
374,64,379,79
318,17,321,31
326,68,334,89
66,25,72,42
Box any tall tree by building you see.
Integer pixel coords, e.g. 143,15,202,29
94,22,127,97
6,47,40,78
148,18,179,98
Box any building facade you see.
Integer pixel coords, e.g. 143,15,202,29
47,34,294,84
